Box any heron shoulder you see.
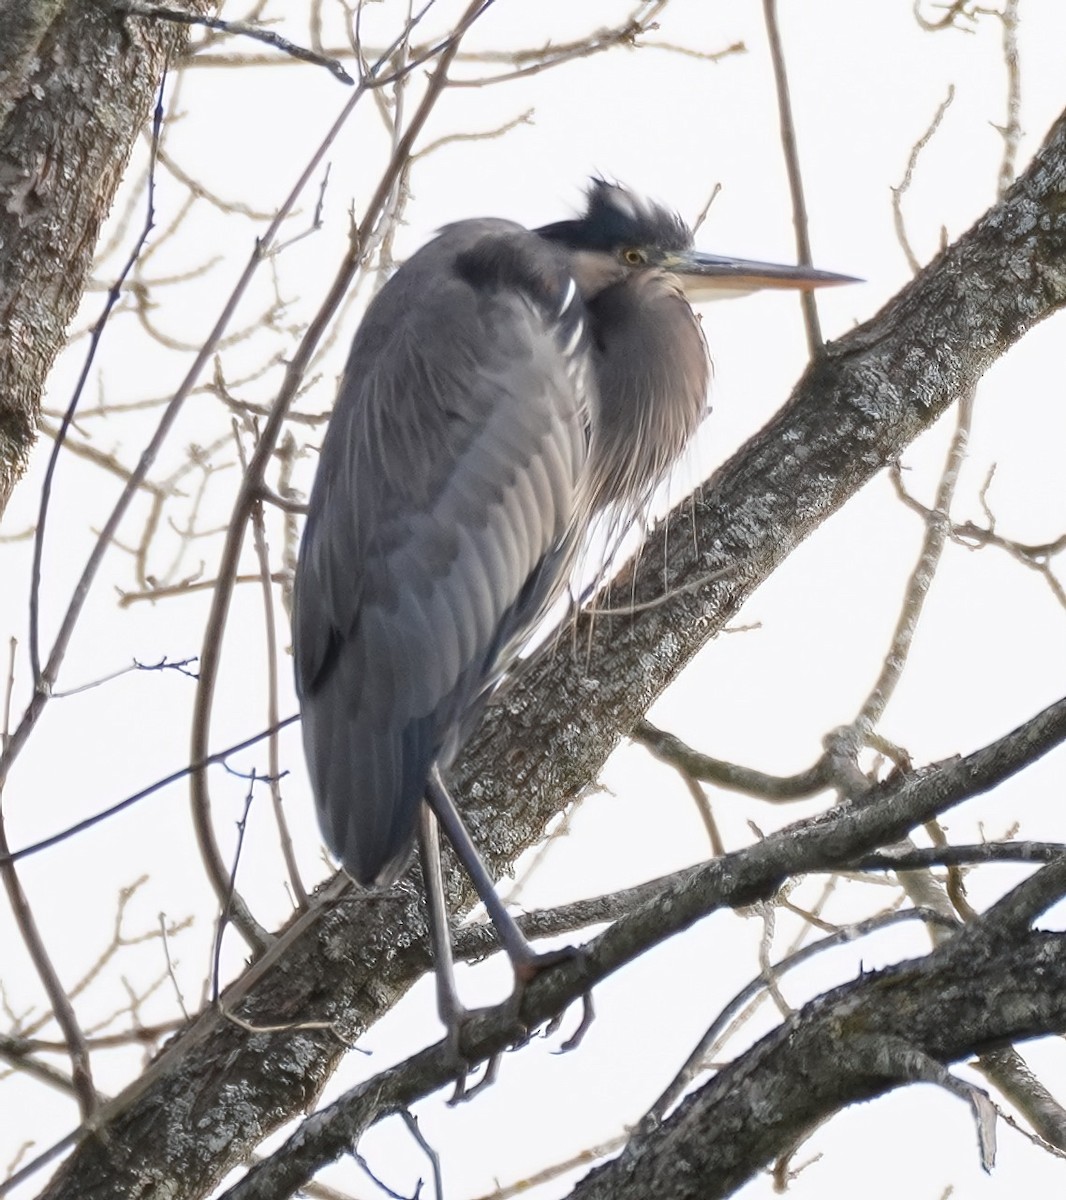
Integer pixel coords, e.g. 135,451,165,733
451,222,573,314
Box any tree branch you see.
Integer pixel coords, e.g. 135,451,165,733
127,692,1066,1200
25,102,1066,1200
570,913,1066,1197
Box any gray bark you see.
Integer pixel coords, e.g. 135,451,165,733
0,0,209,515
213,698,1066,1199
571,927,1066,1199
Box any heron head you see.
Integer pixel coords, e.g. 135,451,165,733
537,177,857,302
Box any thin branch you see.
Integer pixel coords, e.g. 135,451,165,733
1,639,15,754
237,422,307,907
913,0,980,32
855,385,976,732
155,144,276,219
468,1134,628,1200
36,418,168,495
159,913,190,1022
399,1110,444,1200
996,0,1022,198
633,718,832,801
180,20,742,79
114,3,356,84
28,76,164,687
117,571,290,607
857,840,1066,872
413,108,533,160
637,907,956,1135
433,1,670,87
0,75,168,1121
211,781,257,1003
0,1034,79,1097
891,86,956,274
0,824,97,1119
889,466,1066,610
0,715,299,868
762,0,822,354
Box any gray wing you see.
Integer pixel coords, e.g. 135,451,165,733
293,220,589,886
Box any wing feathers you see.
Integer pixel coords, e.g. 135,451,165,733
294,222,589,884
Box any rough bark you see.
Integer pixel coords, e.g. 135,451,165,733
205,699,1066,1200
571,928,1066,1199
30,109,1066,1198
0,0,210,516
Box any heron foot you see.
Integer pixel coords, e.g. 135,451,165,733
446,1042,502,1105
442,945,594,1102
509,943,595,1053
439,999,511,1105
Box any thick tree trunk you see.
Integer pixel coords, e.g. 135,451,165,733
32,109,1066,1200
0,0,210,516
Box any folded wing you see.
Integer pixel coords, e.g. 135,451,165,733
294,220,589,885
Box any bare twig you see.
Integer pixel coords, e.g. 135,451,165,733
467,1135,628,1200
236,421,307,908
413,108,534,160
762,0,822,355
159,913,190,1021
114,3,356,84
855,385,976,732
1,639,14,754
633,718,831,801
891,87,956,275
0,826,97,1119
0,715,299,868
117,572,290,607
890,467,1066,610
995,0,1022,198
400,1110,444,1200
28,77,164,688
432,1,670,87
913,0,980,33
636,907,956,1135
211,777,257,1003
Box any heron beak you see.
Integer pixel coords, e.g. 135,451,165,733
662,249,860,302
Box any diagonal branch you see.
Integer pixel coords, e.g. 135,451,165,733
453,102,1066,884
201,693,1066,1198
567,863,1066,1200
26,101,1066,1200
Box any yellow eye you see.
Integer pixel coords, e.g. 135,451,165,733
623,247,645,266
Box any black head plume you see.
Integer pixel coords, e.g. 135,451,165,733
537,178,692,255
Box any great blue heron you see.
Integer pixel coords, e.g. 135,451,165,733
294,179,853,1042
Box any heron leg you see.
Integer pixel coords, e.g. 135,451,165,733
418,801,504,1100
417,803,465,1033
425,767,542,977
425,769,596,1075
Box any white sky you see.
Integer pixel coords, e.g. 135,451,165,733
3,2,1066,1197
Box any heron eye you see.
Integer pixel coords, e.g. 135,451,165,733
622,247,645,266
